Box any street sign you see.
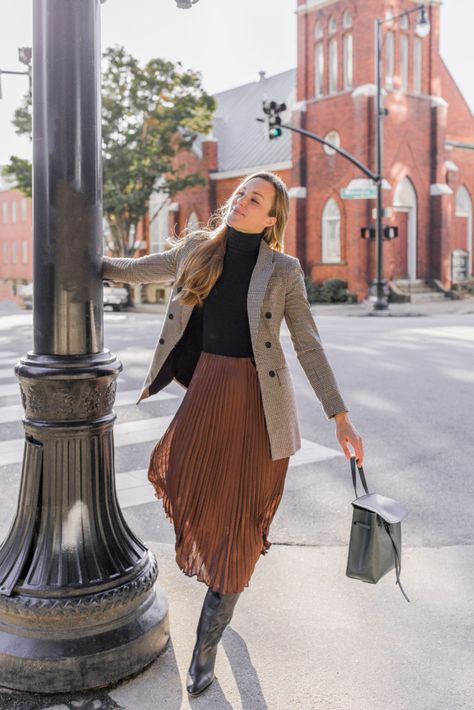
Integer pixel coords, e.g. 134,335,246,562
341,187,377,199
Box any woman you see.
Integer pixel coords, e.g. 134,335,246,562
102,171,364,697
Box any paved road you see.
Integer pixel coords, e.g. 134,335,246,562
0,302,473,709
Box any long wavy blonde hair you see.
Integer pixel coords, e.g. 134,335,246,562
170,171,290,307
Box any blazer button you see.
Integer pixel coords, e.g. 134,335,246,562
159,338,165,344
265,311,272,319
269,370,275,377
168,313,174,319
265,341,271,348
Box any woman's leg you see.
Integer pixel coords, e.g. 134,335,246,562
186,586,242,696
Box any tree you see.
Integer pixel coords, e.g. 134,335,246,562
3,45,216,256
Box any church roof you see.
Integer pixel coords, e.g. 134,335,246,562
195,68,296,173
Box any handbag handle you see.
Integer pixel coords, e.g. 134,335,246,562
350,455,370,498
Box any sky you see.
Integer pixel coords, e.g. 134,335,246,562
0,0,473,165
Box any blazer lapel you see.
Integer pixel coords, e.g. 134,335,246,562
179,236,276,336
247,238,276,349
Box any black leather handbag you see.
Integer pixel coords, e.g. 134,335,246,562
346,456,410,602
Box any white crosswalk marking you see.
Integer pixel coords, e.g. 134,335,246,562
0,368,15,379
0,415,175,466
114,438,343,510
0,361,342,509
0,389,179,424
0,383,19,397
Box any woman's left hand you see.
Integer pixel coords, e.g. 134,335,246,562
333,412,364,466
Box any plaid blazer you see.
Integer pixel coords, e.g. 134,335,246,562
102,236,349,460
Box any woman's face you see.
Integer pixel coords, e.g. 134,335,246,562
226,177,277,234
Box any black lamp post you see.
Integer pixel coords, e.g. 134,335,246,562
0,0,174,692
373,4,430,310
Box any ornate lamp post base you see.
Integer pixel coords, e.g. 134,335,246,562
0,352,169,692
0,561,168,692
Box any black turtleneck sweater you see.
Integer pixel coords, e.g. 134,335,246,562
201,226,263,357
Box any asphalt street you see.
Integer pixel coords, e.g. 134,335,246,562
0,299,473,709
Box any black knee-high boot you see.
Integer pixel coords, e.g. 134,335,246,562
186,586,241,696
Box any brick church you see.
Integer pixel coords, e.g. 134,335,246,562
155,0,474,302
1,0,473,303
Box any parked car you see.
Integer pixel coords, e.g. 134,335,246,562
103,283,128,311
18,282,128,312
18,283,33,309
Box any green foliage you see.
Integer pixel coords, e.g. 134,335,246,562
4,45,216,256
101,46,216,255
2,157,32,198
304,276,358,304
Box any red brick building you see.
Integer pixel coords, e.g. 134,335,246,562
0,179,33,302
2,0,473,304
167,0,474,301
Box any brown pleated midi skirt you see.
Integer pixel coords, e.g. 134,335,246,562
148,351,290,594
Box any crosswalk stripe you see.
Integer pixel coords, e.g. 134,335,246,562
0,415,175,466
0,368,15,379
0,382,21,397
114,439,343,510
0,353,20,361
0,388,179,423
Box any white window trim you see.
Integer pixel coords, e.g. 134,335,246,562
413,37,422,94
329,37,338,94
400,34,409,92
321,198,342,263
315,41,324,98
343,33,353,89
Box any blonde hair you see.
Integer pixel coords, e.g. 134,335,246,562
170,171,290,307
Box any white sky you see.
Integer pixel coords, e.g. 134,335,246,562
0,0,473,165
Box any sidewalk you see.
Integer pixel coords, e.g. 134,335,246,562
129,295,474,318
1,542,472,709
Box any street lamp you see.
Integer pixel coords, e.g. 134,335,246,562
175,0,200,7
0,0,175,692
0,47,32,99
373,4,430,310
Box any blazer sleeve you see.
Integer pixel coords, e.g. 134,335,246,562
102,243,182,284
284,262,349,419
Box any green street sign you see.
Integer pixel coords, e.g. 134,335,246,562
340,187,377,199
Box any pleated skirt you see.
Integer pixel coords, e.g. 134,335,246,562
147,351,290,594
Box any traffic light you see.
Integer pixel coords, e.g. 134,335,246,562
262,100,286,141
360,225,375,240
361,225,399,240
269,113,282,140
383,225,398,240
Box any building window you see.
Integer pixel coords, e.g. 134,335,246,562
323,130,341,156
321,198,341,263
385,31,394,89
455,185,472,216
328,15,337,34
315,20,323,40
342,10,352,29
21,198,27,222
2,242,8,264
400,12,409,30
329,38,338,93
12,241,18,264
413,37,423,94
400,34,409,91
343,33,353,89
413,37,422,93
22,240,28,264
11,201,17,224
315,42,324,98
2,202,7,224
187,211,199,232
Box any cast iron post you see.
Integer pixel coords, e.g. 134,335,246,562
0,0,169,692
